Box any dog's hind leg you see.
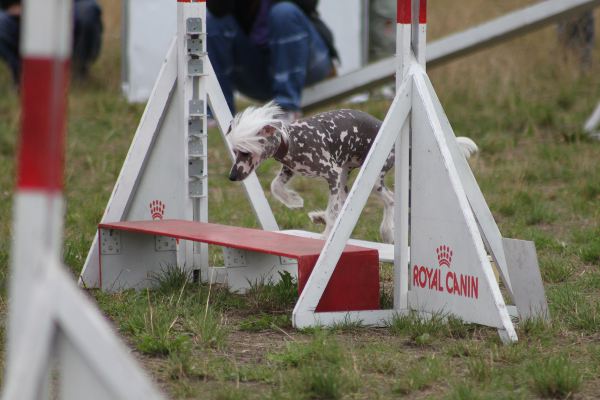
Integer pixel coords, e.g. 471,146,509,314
270,166,304,209
373,170,394,244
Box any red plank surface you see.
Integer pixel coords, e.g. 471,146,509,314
99,220,380,312
100,220,373,258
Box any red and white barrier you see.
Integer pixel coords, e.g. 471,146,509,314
293,0,547,341
8,0,73,369
3,1,168,398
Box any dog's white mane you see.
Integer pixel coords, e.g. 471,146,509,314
227,101,288,154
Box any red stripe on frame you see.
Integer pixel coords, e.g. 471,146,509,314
17,58,70,191
420,0,427,23
397,0,411,24
177,0,205,2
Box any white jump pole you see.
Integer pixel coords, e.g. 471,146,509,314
393,0,412,311
7,0,73,370
3,1,168,398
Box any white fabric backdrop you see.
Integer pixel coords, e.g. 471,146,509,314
122,0,366,103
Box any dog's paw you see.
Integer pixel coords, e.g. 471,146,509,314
283,191,304,209
308,210,327,225
271,188,304,209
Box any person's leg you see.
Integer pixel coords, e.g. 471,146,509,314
268,2,332,111
72,0,103,77
230,35,272,106
207,11,245,113
208,10,272,113
557,12,595,68
0,12,20,84
577,11,594,67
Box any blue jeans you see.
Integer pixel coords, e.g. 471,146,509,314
0,13,19,83
0,0,102,83
207,2,332,112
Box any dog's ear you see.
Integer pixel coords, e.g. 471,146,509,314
259,125,277,137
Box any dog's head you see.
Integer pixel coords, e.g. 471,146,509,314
227,102,287,181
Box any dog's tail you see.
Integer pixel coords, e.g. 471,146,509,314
456,137,478,158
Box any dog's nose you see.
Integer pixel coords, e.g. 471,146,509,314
228,169,238,181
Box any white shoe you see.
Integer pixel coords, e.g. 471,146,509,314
279,110,302,123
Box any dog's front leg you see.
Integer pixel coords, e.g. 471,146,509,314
320,169,349,239
270,166,304,209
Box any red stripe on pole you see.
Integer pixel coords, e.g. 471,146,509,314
177,0,205,2
17,58,70,191
420,0,427,23
397,0,411,24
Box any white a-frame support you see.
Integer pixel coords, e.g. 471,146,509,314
3,0,165,398
292,0,550,343
79,0,279,288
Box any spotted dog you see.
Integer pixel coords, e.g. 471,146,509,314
227,102,478,243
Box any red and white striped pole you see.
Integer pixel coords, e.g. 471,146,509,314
396,0,412,82
7,0,73,367
394,0,412,310
412,0,427,67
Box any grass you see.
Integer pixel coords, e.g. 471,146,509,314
269,332,359,399
528,356,583,398
394,356,445,394
1,0,600,398
243,271,298,313
388,312,477,345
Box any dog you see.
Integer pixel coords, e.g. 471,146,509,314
227,102,478,243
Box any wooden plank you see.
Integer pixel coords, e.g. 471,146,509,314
100,220,375,258
280,229,396,263
301,0,600,111
503,238,550,321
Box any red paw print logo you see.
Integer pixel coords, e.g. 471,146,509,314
149,200,165,220
436,245,453,268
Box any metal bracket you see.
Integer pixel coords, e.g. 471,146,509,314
188,174,205,197
100,229,121,255
189,99,204,117
188,135,204,156
188,158,204,176
279,256,297,265
186,18,202,34
188,117,204,136
223,248,247,267
155,236,177,252
187,38,204,55
188,59,204,76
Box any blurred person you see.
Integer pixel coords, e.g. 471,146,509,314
557,11,595,69
369,0,395,62
207,0,338,118
367,0,396,101
0,0,103,84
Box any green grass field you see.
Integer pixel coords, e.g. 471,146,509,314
1,0,600,398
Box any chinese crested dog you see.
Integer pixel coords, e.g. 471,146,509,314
227,102,478,243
